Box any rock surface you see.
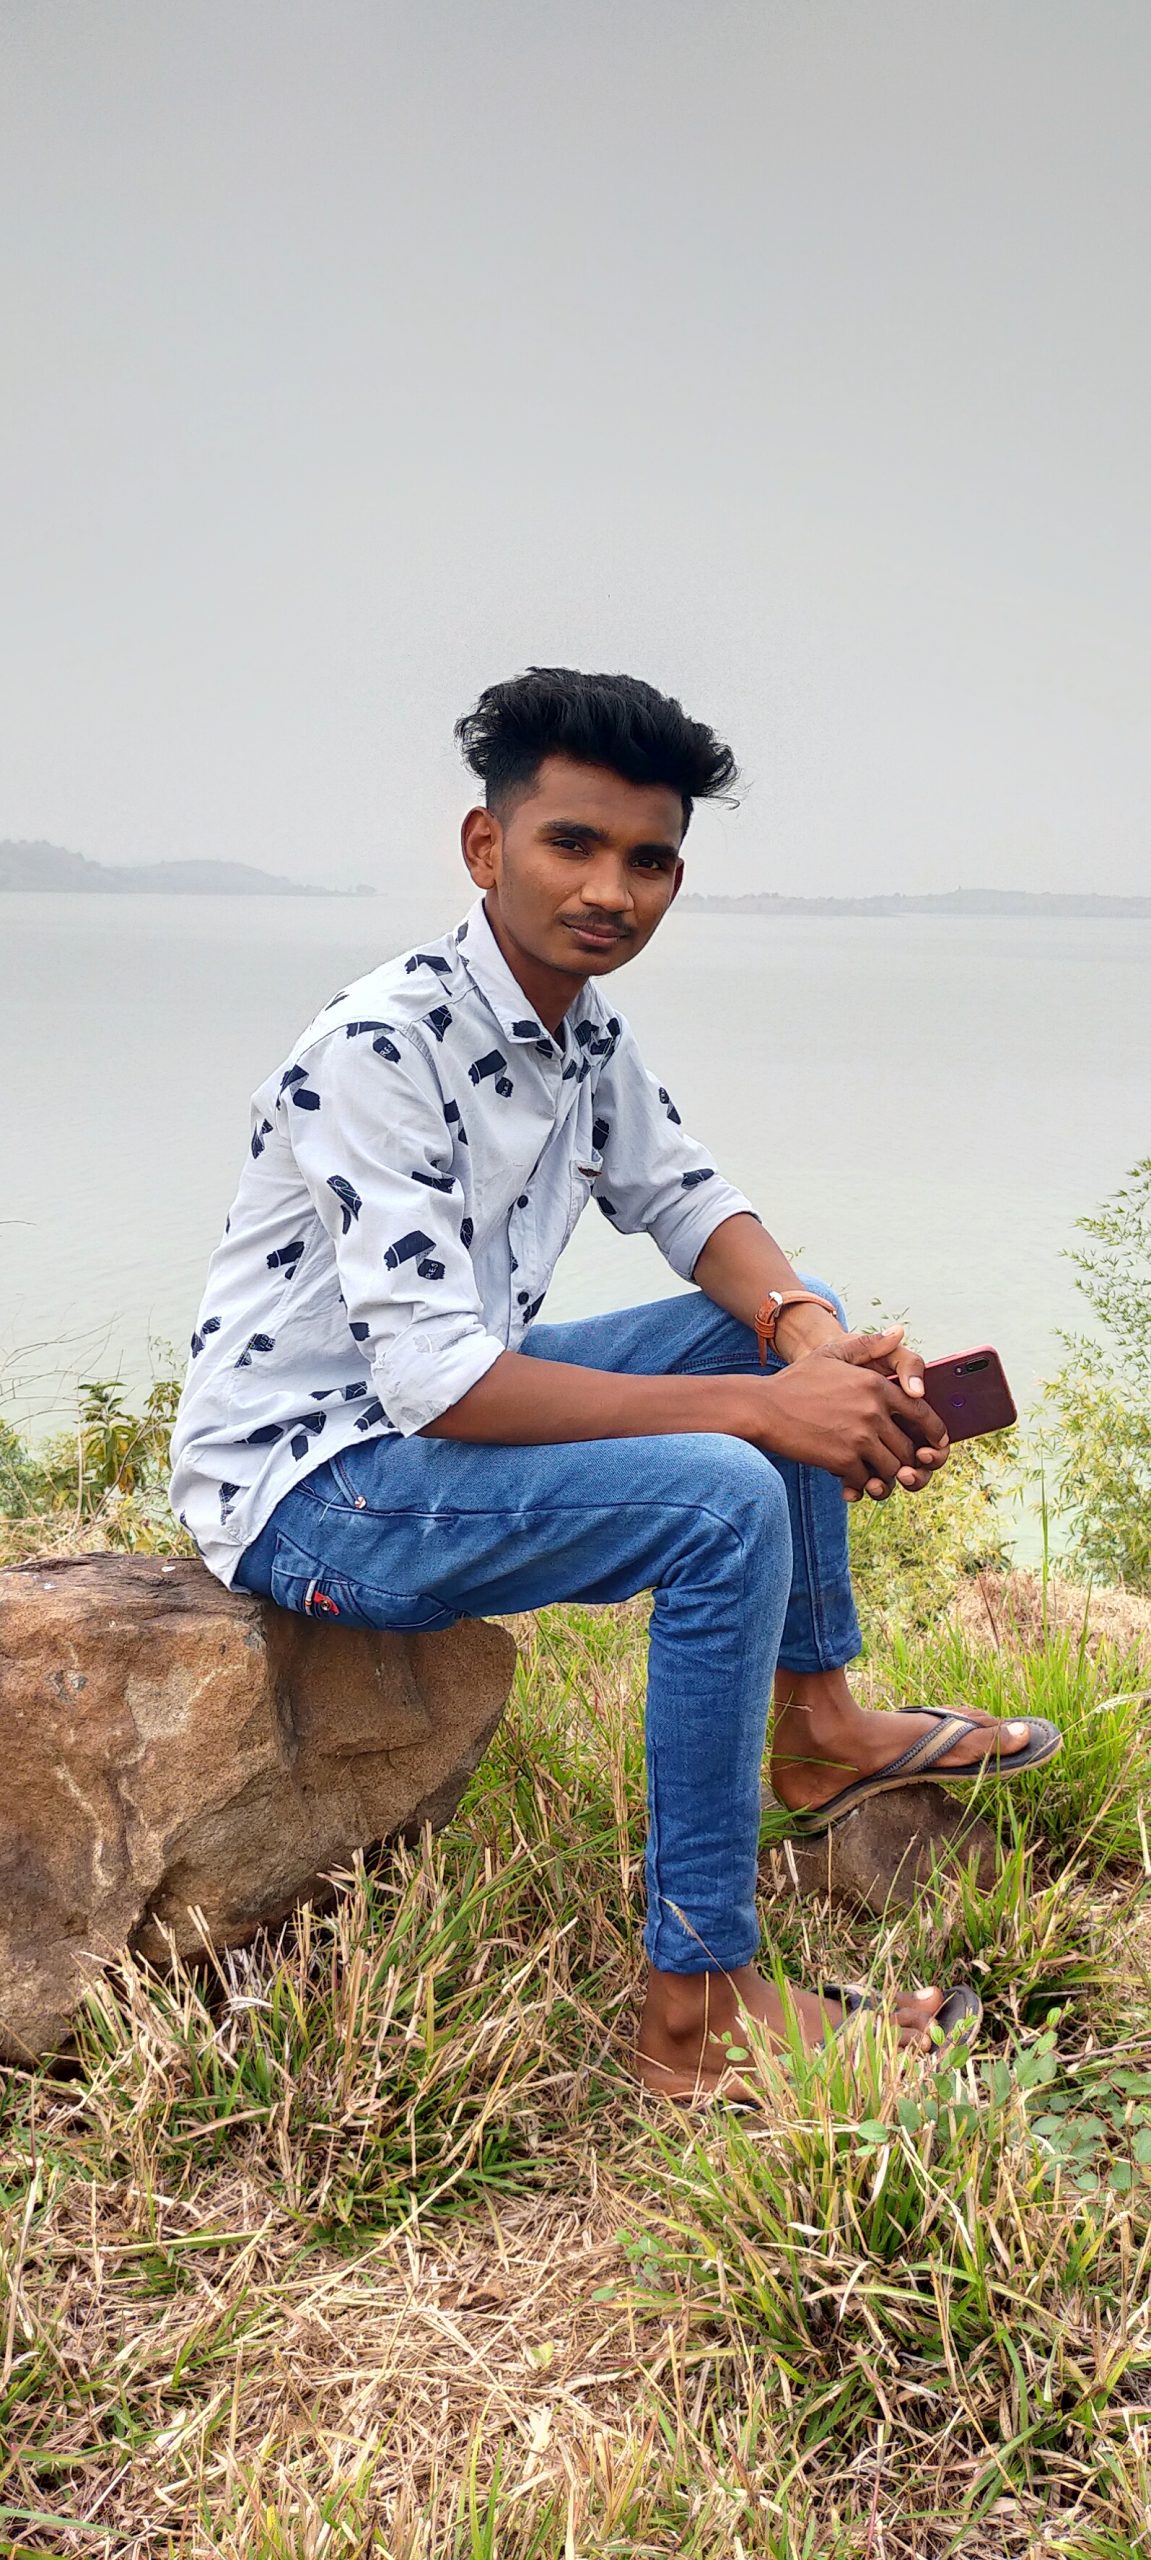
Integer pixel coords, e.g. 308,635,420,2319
762,1782,997,1913
0,1553,517,2061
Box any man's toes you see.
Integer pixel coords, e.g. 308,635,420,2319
947,1715,1030,1769
978,1715,1030,1761
893,1987,943,2040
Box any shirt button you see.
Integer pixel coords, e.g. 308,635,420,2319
516,1194,529,1208
517,1290,529,1306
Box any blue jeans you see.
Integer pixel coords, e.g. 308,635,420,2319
236,1283,861,1974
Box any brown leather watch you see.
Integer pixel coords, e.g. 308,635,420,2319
752,1288,842,1367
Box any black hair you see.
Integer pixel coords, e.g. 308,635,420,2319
454,666,739,830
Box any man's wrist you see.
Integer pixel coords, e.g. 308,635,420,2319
772,1301,844,1363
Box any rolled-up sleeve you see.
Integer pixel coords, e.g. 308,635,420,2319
287,1026,505,1435
594,1024,757,1280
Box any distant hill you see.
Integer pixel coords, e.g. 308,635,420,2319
677,887,1151,919
0,841,375,895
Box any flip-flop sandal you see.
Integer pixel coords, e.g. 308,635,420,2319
824,1978,983,2055
820,1979,873,2023
928,1982,983,2055
789,1708,1063,1838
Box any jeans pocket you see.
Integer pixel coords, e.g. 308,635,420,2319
308,1451,364,1508
267,1529,457,1632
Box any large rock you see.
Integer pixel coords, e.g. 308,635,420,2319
762,1783,998,1913
0,1553,517,2061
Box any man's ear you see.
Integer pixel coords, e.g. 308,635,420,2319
668,855,685,906
461,804,501,890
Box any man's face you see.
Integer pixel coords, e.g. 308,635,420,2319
461,755,685,1007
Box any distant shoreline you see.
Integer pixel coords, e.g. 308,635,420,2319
2,845,1145,916
0,841,375,896
677,889,1151,920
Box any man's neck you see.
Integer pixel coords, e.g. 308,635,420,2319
481,896,588,1036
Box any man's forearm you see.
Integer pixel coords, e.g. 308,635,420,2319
420,1347,752,1446
418,1294,937,1498
692,1212,843,1360
420,1217,938,1496
421,1216,842,1449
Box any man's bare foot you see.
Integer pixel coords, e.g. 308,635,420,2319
636,1959,947,2104
769,1665,1032,1817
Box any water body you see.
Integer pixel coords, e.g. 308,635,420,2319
2,893,1149,1463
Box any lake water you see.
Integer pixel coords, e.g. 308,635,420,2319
2,892,1149,1471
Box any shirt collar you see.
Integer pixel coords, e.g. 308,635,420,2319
455,897,572,1055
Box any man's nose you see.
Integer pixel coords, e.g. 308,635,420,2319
579,859,632,913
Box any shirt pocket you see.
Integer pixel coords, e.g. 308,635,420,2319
562,1149,604,1249
267,1527,457,1633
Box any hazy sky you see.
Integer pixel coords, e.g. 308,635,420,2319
2,2,1148,898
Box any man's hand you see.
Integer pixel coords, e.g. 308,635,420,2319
841,1320,949,1501
753,1322,949,1499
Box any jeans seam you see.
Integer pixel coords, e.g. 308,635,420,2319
797,1458,831,1666
293,1476,773,1559
668,1356,771,1377
323,1449,362,1507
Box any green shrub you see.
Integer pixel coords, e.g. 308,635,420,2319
0,1415,42,1520
848,1432,1010,1638
1045,1159,1151,1592
0,1370,185,1559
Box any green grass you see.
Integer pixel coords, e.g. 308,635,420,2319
627,2019,1151,2514
870,1615,1151,1872
3,1599,1151,2555
70,1840,578,2244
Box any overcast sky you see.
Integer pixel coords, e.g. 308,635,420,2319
2,1,1148,898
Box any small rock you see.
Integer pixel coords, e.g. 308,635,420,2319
762,1782,998,1913
0,1553,517,2060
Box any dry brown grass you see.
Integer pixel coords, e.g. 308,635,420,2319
21,2161,649,2547
950,1568,1151,1667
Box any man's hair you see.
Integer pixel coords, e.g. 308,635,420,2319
454,667,739,829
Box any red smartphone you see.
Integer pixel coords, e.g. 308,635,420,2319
920,1346,1017,1443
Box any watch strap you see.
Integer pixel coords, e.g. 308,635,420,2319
753,1289,841,1367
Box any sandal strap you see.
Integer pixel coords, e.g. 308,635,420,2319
820,1980,871,2016
870,1708,981,1783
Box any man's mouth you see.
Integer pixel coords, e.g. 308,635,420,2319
562,918,629,951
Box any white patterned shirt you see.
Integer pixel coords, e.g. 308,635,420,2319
170,899,754,1582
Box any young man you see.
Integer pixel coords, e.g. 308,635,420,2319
171,668,1058,2100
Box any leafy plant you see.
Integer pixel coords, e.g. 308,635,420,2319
848,1432,1011,1638
1045,1159,1151,1591
0,1418,41,1522
0,1367,185,1559
65,1373,180,1503
1029,2050,1151,2196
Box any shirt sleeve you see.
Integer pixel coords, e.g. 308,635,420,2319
592,1021,757,1280
286,1023,505,1435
